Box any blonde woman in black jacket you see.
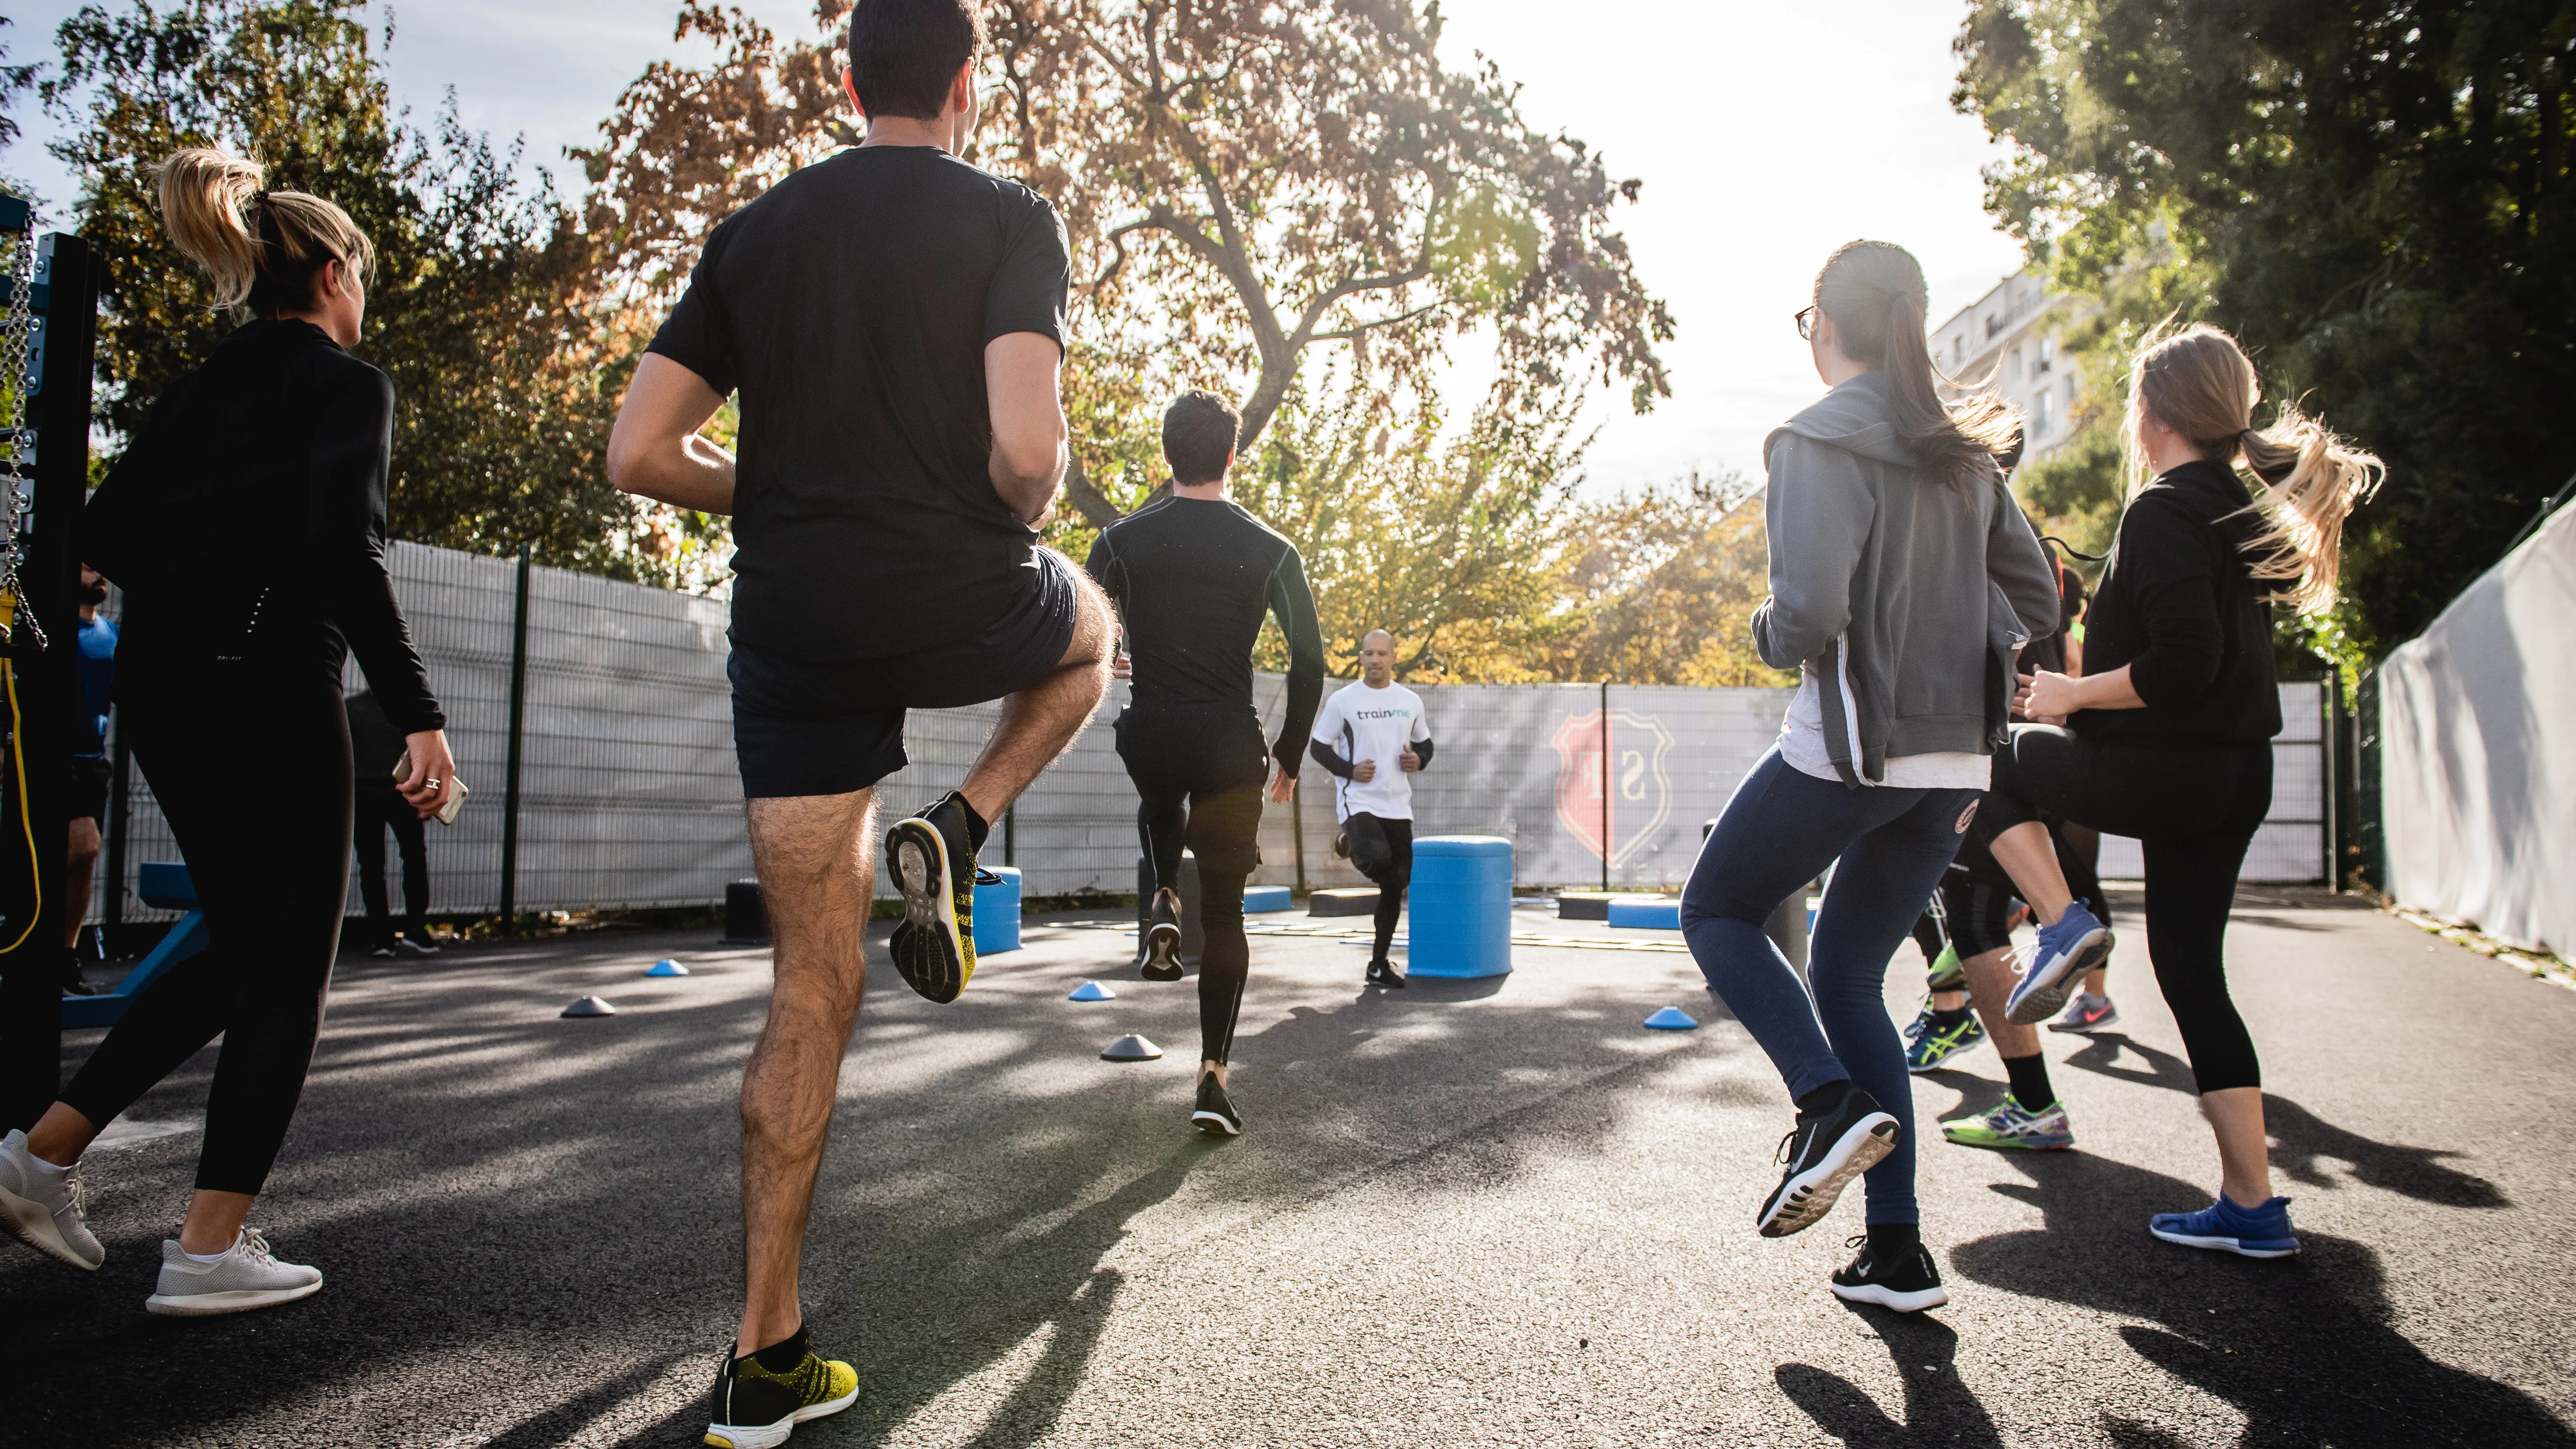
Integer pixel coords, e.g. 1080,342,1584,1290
0,149,457,1315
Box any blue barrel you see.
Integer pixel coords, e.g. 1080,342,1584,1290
1407,836,1513,978
973,867,1022,955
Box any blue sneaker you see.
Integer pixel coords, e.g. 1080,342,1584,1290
1906,1012,1987,1073
2006,902,2113,1025
2148,1194,2301,1258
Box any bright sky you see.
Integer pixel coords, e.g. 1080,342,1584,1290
2,0,2028,488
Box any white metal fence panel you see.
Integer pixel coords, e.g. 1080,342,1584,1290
93,539,2332,930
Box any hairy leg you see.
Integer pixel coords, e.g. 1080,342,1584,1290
960,570,1113,824
1958,945,2042,1056
738,788,878,1357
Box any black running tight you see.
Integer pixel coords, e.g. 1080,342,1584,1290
60,665,356,1194
1344,813,1413,964
1118,707,1266,1066
1972,725,2271,1092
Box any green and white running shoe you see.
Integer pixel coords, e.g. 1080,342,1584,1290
1905,1013,1987,1073
1924,942,1966,993
1940,1094,2074,1151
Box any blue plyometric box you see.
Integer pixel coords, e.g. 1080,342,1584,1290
1408,836,1513,978
1242,885,1293,914
62,863,207,1031
1606,898,1683,930
974,867,1022,955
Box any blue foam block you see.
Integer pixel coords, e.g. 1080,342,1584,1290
1242,885,1293,914
1408,836,1514,978
974,867,1022,954
1606,898,1683,930
645,959,688,977
1068,979,1116,1001
1643,1006,1699,1030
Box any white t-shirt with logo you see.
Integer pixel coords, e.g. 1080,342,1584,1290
1310,680,1431,821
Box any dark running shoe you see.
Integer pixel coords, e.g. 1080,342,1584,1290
1756,1084,1899,1239
1142,888,1184,981
704,1331,858,1449
884,793,979,1004
1192,1072,1243,1136
1829,1236,1950,1312
1365,959,1407,989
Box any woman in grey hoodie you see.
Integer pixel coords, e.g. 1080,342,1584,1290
1678,241,2058,1312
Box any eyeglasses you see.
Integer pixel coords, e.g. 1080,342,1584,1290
1794,305,1819,342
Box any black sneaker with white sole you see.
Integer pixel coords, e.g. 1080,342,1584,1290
1142,888,1184,981
1829,1236,1949,1312
1191,1073,1243,1136
1365,959,1407,989
883,792,980,1004
1755,1084,1899,1238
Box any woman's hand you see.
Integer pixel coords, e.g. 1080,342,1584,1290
398,729,459,820
2018,670,2083,721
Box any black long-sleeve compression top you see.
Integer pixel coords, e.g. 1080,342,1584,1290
1085,494,1324,776
1308,734,1433,777
81,319,444,733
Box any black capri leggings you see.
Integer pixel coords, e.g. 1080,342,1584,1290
1971,725,2271,1093
60,665,356,1194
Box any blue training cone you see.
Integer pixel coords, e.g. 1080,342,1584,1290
1642,1006,1699,1030
1068,980,1116,1001
645,959,688,977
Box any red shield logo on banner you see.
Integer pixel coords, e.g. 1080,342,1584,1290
1553,709,1674,868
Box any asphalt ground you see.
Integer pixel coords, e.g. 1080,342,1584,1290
12,890,2576,1447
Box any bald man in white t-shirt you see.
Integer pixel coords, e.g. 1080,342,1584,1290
1307,630,1433,987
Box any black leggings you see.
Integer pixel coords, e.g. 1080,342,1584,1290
1345,813,1413,963
1117,708,1265,1065
353,789,429,947
1972,725,2271,1092
61,667,355,1194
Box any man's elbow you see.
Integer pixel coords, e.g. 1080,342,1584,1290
605,422,651,498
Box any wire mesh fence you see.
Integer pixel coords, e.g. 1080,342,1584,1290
90,540,2332,933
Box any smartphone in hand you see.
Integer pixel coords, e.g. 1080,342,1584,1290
392,756,468,826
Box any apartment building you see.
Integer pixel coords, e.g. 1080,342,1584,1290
1931,270,2084,462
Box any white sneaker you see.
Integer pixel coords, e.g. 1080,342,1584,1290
0,1128,104,1270
144,1229,322,1316
397,937,440,956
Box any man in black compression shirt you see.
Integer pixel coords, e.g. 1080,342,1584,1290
1086,391,1324,1137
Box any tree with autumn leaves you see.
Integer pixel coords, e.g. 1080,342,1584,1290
27,0,1773,680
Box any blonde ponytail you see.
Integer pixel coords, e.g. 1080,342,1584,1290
149,147,376,323
2129,321,2382,616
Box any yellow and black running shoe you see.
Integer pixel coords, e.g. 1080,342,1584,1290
705,1330,858,1449
885,792,979,1003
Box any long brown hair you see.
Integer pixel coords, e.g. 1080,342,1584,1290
1813,240,2021,486
2129,321,2381,615
151,148,374,323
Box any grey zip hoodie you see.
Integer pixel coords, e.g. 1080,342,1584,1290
1753,371,2061,788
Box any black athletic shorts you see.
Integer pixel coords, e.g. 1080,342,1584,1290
69,753,111,824
730,546,1082,799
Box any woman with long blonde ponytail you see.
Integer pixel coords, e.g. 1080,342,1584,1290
0,149,458,1316
1960,320,2377,1262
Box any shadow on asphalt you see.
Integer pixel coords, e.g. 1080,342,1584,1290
2064,1035,2510,1208
18,933,1716,1449
1949,1152,2571,1447
1778,1303,2003,1446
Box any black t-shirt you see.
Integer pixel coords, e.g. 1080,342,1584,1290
648,146,1071,662
2016,536,2086,681
2076,460,2282,746
1084,496,1326,776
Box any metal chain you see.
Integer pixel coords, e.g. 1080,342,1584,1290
0,208,43,651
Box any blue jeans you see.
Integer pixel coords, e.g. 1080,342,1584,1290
1680,748,1979,1224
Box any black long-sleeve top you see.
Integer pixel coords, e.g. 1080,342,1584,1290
80,319,444,733
1084,495,1324,776
1308,733,1434,777
2073,459,2281,746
